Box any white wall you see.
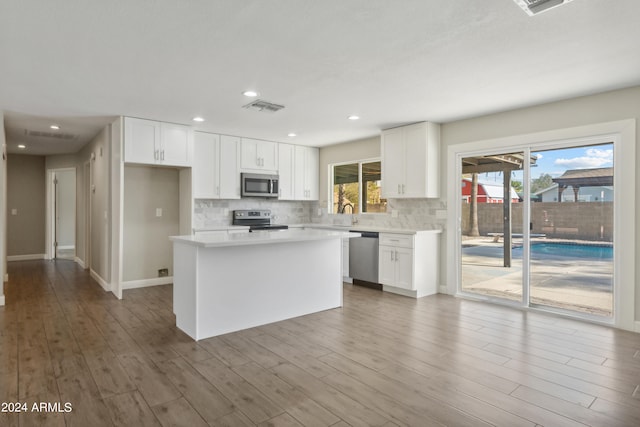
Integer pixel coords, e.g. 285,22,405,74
441,85,640,327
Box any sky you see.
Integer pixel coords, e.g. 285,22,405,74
477,143,614,184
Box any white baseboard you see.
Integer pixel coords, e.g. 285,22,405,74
90,269,111,292
0,295,5,306
58,245,75,250
635,321,640,333
122,276,173,290
4,274,8,282
74,257,86,269
7,254,46,262
343,277,353,284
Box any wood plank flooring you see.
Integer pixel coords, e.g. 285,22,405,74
1,259,639,426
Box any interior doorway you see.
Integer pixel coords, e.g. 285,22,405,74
47,168,76,260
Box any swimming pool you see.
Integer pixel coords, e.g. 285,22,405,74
514,243,613,259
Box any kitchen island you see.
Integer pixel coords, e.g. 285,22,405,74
170,229,359,340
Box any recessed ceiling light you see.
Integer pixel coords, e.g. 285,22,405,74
18,144,26,149
288,133,297,137
242,90,259,97
348,115,360,121
192,117,205,122
50,125,60,130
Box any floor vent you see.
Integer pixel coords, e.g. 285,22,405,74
242,99,285,113
513,0,575,16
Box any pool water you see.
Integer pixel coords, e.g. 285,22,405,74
514,243,613,259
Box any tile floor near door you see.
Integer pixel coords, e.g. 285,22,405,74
1,260,639,426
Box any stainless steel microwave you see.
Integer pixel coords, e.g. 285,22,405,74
241,173,279,198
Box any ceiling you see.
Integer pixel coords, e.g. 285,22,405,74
2,0,640,155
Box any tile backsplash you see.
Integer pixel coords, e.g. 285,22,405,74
193,198,446,231
312,198,447,230
193,199,314,230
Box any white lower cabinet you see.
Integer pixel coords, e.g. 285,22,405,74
378,231,440,298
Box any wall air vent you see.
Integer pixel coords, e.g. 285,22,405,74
513,0,574,16
242,99,285,113
25,129,77,140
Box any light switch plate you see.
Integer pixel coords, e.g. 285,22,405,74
11,208,17,215
156,208,163,217
436,209,447,219
391,209,399,218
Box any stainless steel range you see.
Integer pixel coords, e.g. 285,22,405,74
232,210,289,231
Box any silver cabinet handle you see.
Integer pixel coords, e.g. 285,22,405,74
390,251,394,261
161,150,165,161
216,186,220,196
402,184,405,194
397,184,401,194
154,149,159,160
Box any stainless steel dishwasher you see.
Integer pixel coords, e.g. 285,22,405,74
349,231,380,288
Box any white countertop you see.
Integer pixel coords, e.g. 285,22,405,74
192,226,250,232
295,223,442,235
171,228,360,248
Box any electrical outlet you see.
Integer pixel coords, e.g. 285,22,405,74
391,209,399,218
158,268,168,277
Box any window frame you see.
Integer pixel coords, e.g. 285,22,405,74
328,157,385,215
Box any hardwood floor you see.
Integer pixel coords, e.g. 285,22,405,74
1,260,639,426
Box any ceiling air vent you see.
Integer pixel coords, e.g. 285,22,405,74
513,0,574,16
25,129,77,140
242,99,285,113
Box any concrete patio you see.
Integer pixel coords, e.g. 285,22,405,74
461,237,613,317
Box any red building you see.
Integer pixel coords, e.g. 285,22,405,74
461,179,519,203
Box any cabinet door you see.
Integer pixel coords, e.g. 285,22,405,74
193,132,219,199
124,117,159,164
240,138,277,171
381,127,404,198
218,135,241,199
278,143,295,200
306,147,319,200
342,239,350,278
378,245,396,285
258,140,278,171
394,247,414,290
293,145,306,199
160,122,193,167
403,122,427,198
240,138,260,169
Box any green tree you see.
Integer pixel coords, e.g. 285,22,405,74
531,173,554,193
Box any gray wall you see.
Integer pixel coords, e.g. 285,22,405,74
6,154,46,256
123,165,179,281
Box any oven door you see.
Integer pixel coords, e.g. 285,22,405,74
241,173,279,197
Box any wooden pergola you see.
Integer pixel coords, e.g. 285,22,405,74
552,167,613,202
462,153,537,267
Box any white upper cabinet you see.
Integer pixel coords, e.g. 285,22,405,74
192,132,240,199
218,135,241,199
294,146,319,200
278,143,295,200
381,121,440,198
124,117,193,167
240,138,278,172
193,132,219,199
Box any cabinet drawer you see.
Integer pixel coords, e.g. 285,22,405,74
379,233,413,248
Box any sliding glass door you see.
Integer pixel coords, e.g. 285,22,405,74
460,152,525,303
529,144,614,317
459,142,614,320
